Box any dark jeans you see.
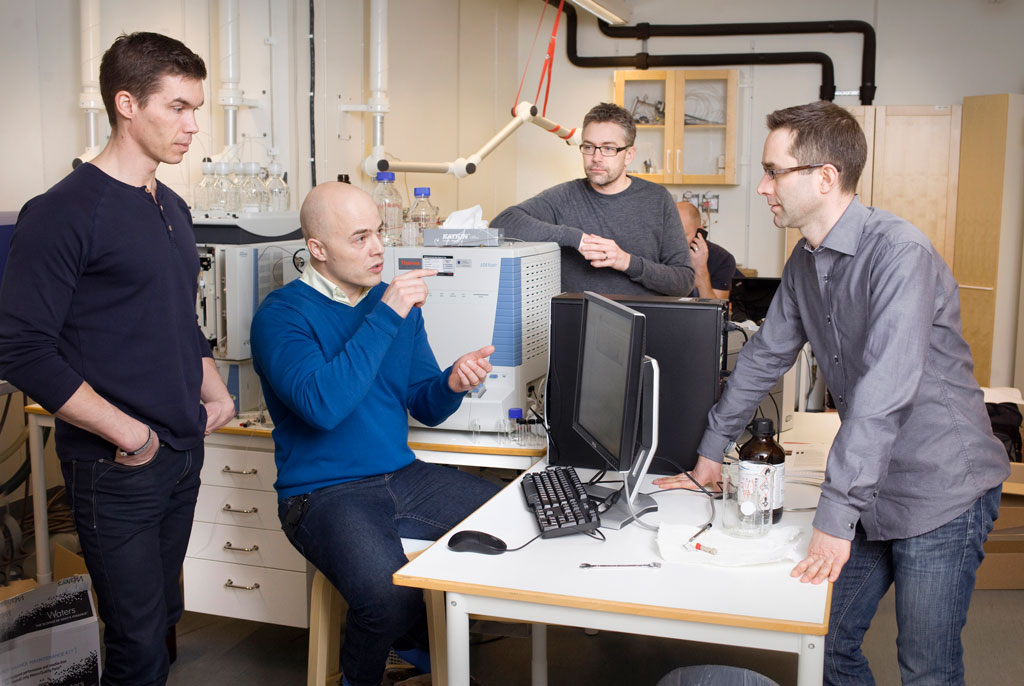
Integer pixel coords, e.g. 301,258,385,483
279,459,500,686
61,443,203,686
825,485,1001,686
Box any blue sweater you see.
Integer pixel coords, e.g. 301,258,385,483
250,280,464,499
0,163,210,459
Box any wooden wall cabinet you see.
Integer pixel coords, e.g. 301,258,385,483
613,69,738,185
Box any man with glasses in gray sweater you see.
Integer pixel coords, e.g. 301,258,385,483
492,102,694,297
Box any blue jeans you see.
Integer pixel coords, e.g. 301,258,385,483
826,485,1001,685
278,459,500,686
61,443,203,686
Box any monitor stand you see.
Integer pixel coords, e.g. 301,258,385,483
584,484,658,530
585,356,661,530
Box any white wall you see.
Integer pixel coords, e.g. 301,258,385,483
2,0,1024,277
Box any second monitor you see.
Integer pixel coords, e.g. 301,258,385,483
549,294,728,475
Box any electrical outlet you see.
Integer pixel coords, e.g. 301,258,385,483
700,192,720,213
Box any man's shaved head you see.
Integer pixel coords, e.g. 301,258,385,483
676,201,702,243
298,182,386,301
300,182,377,242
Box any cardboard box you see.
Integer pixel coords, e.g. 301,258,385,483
0,574,100,685
976,475,1024,589
53,543,88,581
0,580,38,603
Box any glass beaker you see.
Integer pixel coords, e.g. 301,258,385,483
721,462,774,538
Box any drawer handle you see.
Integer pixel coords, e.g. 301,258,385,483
222,504,259,514
223,541,260,553
224,579,260,591
222,465,258,475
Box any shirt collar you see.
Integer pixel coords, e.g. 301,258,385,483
299,265,368,306
805,196,868,257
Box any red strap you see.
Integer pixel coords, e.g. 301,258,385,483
513,0,550,111
534,0,565,117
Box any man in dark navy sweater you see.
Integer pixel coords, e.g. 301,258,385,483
0,33,234,685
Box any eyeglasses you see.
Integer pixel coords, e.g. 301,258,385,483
580,143,631,157
761,163,837,180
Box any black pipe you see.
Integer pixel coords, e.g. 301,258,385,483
542,1,865,104
599,20,876,105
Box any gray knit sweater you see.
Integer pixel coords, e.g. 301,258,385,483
491,177,694,296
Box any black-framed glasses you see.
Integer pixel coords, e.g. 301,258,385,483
580,143,631,157
762,163,836,180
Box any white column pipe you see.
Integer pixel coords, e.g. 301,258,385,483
368,0,390,149
219,0,241,149
78,0,103,157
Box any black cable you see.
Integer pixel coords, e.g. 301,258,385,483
292,247,308,273
0,394,12,432
583,528,606,542
504,533,542,552
528,407,558,462
308,0,317,187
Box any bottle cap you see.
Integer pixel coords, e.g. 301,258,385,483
751,417,775,437
508,408,524,419
376,171,396,182
213,162,231,175
268,162,283,175
414,187,431,197
244,162,261,175
201,161,214,173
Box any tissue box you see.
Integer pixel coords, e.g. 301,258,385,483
423,228,502,247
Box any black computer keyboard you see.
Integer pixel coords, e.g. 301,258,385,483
520,466,601,538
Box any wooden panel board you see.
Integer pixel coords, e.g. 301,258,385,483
954,95,1008,288
872,105,961,267
958,286,997,386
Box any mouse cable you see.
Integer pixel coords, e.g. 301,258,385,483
584,528,606,542
505,533,542,552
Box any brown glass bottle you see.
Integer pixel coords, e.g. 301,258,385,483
738,417,785,523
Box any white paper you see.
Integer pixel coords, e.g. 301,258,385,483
441,205,488,229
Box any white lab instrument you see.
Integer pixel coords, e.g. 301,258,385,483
197,240,305,360
382,242,561,432
214,358,263,413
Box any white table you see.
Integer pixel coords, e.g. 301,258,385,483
25,406,545,584
395,414,842,686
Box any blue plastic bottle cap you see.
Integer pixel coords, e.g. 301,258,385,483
376,171,395,181
414,187,430,197
508,408,524,419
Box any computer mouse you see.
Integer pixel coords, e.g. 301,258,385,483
447,530,508,555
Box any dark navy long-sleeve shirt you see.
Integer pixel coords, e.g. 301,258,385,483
0,163,210,460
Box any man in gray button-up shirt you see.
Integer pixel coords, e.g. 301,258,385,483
655,101,1008,685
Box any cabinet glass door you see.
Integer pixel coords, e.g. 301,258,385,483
614,71,675,183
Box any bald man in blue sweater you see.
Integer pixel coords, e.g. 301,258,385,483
251,182,499,686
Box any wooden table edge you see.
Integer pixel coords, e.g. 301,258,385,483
393,572,831,636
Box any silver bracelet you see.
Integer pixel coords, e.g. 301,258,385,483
118,427,152,458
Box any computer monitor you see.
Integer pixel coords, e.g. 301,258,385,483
548,294,727,476
729,276,781,323
571,292,660,528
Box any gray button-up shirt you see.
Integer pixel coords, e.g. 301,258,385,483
698,198,1009,541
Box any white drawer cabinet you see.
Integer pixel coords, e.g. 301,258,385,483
183,557,312,628
185,430,314,627
186,521,307,572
